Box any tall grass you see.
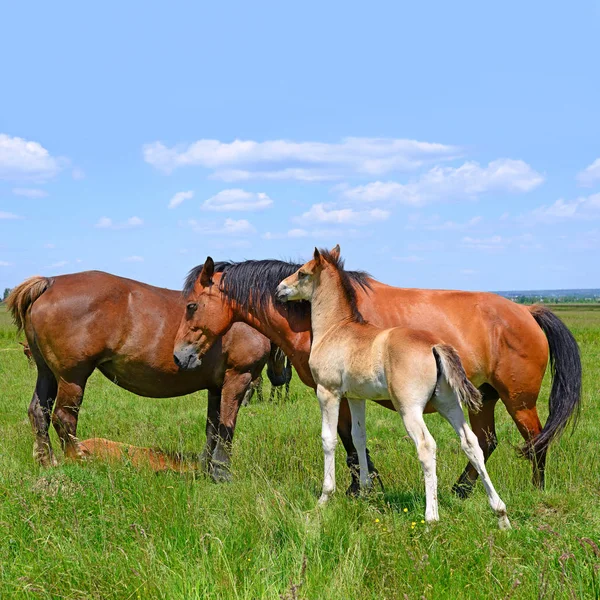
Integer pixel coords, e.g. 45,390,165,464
0,305,598,599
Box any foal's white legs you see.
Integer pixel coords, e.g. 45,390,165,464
433,387,511,530
401,408,439,523
316,385,341,504
347,398,370,491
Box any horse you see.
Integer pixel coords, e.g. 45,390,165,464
6,270,282,482
275,245,510,528
173,254,581,497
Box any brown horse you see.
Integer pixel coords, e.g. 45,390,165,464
173,257,581,496
7,270,275,482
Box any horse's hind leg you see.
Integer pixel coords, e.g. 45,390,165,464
452,385,499,499
433,387,510,530
51,371,91,460
28,360,58,467
399,407,439,522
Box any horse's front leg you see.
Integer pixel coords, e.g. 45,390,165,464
347,398,370,493
316,385,341,504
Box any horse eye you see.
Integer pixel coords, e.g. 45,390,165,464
298,271,307,279
187,302,198,312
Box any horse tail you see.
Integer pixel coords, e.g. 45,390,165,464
5,276,53,334
266,343,290,387
524,305,582,457
433,344,483,413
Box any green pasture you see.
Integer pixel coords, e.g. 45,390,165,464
0,304,599,599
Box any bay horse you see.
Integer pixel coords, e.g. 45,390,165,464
173,254,581,497
275,246,510,528
7,270,278,481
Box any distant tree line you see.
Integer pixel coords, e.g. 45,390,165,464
508,295,600,305
2,288,11,302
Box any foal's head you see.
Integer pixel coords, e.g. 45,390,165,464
276,245,366,324
173,257,234,370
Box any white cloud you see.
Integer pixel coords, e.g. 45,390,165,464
50,260,68,268
168,190,194,209
124,255,144,262
528,193,600,223
12,188,48,198
340,159,544,206
294,203,390,226
187,218,256,236
462,235,506,251
393,255,424,263
262,228,340,240
577,158,600,187
143,137,460,180
44,243,55,249
72,168,85,180
95,216,144,229
0,211,22,220
202,189,273,212
0,133,65,181
460,269,477,275
0,260,12,267
406,214,482,231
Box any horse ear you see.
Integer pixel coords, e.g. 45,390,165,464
200,256,215,286
313,248,321,263
330,244,341,260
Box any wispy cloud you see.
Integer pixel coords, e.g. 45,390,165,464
50,260,68,268
143,137,460,180
187,218,256,236
13,188,48,198
577,158,600,187
0,260,13,267
202,189,273,212
0,211,22,220
168,190,194,209
406,214,482,231
293,203,389,226
339,159,544,206
0,133,66,182
262,227,342,240
95,216,144,229
393,255,424,263
527,193,600,223
123,255,144,262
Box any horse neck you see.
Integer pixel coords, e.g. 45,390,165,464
229,297,316,387
310,266,354,342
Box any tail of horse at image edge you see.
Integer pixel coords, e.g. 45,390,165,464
526,305,582,457
6,276,53,335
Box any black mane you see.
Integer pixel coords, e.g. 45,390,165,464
183,257,371,319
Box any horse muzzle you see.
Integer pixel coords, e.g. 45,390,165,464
173,346,203,370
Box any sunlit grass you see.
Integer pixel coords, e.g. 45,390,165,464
0,305,598,599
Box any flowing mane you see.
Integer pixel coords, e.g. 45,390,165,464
319,248,366,324
183,257,371,317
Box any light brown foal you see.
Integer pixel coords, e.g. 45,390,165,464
276,246,510,529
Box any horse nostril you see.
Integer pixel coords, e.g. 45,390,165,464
174,354,182,368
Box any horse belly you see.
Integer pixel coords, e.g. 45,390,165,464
344,369,390,401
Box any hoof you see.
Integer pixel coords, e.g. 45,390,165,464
211,466,233,483
498,514,512,530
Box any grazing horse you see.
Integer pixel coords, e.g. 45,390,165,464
267,345,293,402
6,271,277,481
275,246,510,528
173,255,581,497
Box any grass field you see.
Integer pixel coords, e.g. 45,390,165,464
0,304,599,599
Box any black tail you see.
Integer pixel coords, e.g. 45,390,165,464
525,305,582,457
266,344,293,387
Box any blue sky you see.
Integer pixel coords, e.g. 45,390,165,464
1,1,599,293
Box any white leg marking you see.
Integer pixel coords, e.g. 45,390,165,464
316,385,341,505
434,387,511,530
401,409,439,523
347,398,370,491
